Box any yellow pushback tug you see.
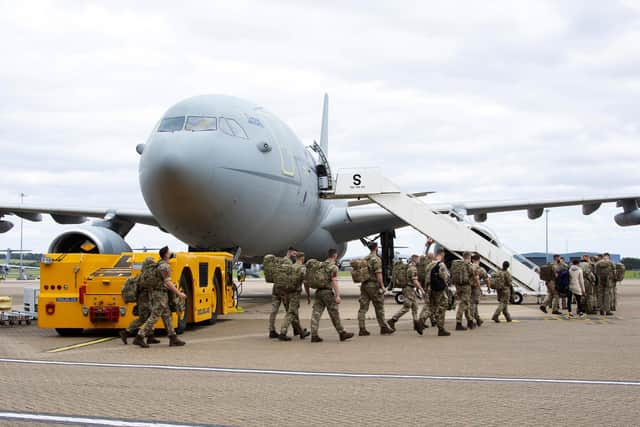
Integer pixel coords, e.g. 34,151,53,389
38,252,241,335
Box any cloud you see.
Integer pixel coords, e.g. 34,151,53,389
0,0,638,258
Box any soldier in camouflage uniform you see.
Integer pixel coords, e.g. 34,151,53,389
579,255,597,314
278,252,310,341
540,255,563,315
491,261,513,322
119,258,158,345
388,255,425,335
310,249,354,343
454,252,475,331
268,247,297,339
470,254,489,327
595,253,615,316
133,247,186,348
357,242,394,336
420,248,450,336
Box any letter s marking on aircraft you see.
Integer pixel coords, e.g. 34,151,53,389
353,174,362,186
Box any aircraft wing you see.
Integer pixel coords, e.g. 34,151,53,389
0,205,158,228
324,194,640,243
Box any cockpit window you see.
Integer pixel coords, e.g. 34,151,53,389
158,116,185,132
226,118,249,139
219,117,249,139
185,116,217,131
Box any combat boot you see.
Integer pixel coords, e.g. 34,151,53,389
414,320,424,335
380,325,394,335
467,319,476,330
299,329,310,340
387,318,397,332
168,335,186,347
278,334,291,341
506,314,512,322
552,310,562,315
339,331,354,342
133,335,149,348
455,322,467,331
605,311,613,316
147,335,161,345
476,318,483,327
430,319,437,327
292,324,302,336
119,330,129,345
359,329,370,336
269,330,279,339
492,314,500,323
539,305,547,314
437,327,451,336
311,335,323,343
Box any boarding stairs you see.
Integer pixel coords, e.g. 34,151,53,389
324,168,545,295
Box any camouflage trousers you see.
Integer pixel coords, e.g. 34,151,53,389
584,281,598,313
455,285,473,322
392,286,419,322
493,288,511,319
610,282,617,311
470,286,482,322
357,281,388,330
310,289,345,336
597,281,613,312
543,281,560,311
280,291,303,335
418,286,434,325
139,289,175,337
422,289,447,328
125,303,151,333
269,288,290,332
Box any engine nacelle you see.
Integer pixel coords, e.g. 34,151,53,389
0,220,14,233
48,226,132,254
614,210,640,227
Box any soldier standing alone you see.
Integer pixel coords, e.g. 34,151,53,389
357,242,394,336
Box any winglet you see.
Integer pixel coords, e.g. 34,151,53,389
320,93,329,156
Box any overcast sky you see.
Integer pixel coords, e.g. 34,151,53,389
1,1,639,259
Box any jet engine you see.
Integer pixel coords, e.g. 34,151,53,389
48,226,132,254
614,210,640,227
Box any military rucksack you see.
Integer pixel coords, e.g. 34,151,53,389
595,260,614,281
556,269,570,295
121,275,139,303
417,255,428,286
350,258,371,283
539,264,555,282
491,270,506,290
138,259,164,291
278,263,304,293
391,261,409,289
430,262,447,291
304,259,332,289
614,263,625,282
263,254,278,283
450,259,471,286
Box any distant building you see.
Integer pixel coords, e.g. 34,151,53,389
521,252,621,266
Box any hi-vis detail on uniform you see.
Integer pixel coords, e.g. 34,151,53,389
0,94,638,264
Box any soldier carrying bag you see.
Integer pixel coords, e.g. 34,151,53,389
614,264,625,282
430,262,447,292
491,271,506,291
417,255,428,286
263,254,278,283
138,258,165,291
305,259,333,289
350,259,371,283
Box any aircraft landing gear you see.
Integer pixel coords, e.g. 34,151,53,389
380,230,395,290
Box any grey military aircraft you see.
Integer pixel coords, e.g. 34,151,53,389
1,94,639,265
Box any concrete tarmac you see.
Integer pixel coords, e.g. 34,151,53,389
1,278,639,426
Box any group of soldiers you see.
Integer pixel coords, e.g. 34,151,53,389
540,253,620,316
119,246,187,348
268,240,514,342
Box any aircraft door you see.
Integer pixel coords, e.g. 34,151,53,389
256,112,295,177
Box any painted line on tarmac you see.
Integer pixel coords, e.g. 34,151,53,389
47,337,115,353
1,358,639,387
0,411,223,427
